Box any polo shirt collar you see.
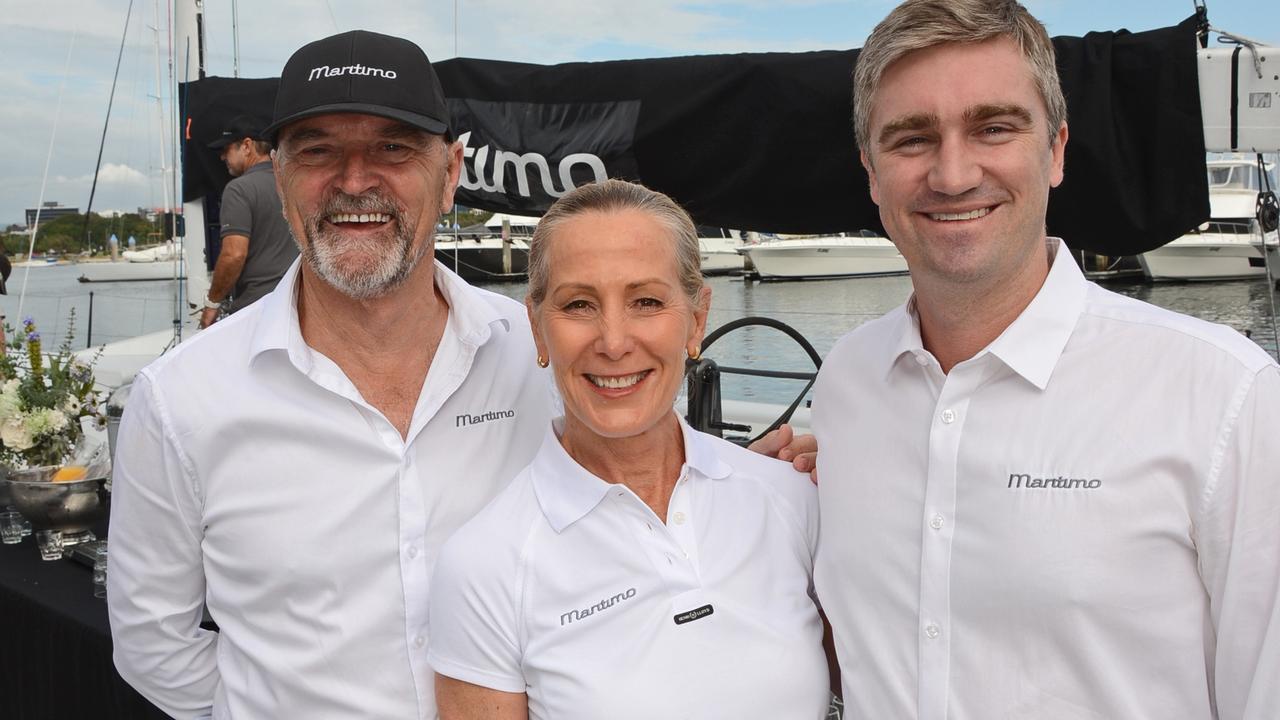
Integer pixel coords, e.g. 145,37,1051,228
248,258,512,369
531,414,732,533
984,239,1088,390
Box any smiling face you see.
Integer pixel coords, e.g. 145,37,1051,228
529,208,710,443
272,113,461,299
861,37,1067,296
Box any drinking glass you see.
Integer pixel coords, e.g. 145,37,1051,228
0,510,22,544
93,543,109,599
36,529,64,561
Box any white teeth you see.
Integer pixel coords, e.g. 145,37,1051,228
328,213,390,224
929,207,991,221
587,371,648,389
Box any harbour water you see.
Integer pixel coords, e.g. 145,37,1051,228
3,263,1279,405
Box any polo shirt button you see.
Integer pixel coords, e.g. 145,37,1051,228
414,636,425,649
924,624,941,639
929,514,944,530
673,511,687,525
941,409,956,424
914,353,928,366
407,546,418,558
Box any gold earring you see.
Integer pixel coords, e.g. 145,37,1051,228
687,346,701,361
536,355,549,368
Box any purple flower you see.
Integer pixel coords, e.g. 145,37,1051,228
26,332,39,343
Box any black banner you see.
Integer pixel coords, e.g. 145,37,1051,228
180,16,1208,256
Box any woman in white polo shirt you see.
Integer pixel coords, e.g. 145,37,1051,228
427,179,830,719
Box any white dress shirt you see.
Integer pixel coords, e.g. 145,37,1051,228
812,240,1280,720
427,415,829,720
108,260,552,720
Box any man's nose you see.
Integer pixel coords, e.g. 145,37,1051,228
334,151,379,196
927,137,982,196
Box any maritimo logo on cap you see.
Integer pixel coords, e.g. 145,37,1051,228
307,64,398,81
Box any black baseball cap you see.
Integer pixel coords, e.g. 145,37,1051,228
207,115,265,149
263,30,451,145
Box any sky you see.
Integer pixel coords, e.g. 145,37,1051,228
2,0,1278,227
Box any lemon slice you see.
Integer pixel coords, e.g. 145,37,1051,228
52,466,87,483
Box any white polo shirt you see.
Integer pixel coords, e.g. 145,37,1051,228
108,259,552,720
427,415,828,720
813,239,1280,720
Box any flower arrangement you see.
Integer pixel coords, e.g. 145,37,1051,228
0,313,105,470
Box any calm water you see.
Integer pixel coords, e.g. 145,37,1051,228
4,263,1278,405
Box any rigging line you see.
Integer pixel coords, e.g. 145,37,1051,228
80,0,137,266
231,0,241,77
323,0,340,32
18,27,80,325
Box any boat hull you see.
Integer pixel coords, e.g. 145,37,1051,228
746,238,908,280
78,260,186,283
1138,235,1272,281
434,239,530,281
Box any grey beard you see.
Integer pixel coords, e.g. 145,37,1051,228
300,191,433,300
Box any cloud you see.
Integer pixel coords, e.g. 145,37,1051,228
94,163,149,185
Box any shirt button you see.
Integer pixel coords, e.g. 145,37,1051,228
941,409,956,424
914,353,928,366
414,636,425,649
924,623,941,639
929,514,944,530
673,511,687,525
407,546,418,558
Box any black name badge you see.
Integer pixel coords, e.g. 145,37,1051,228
673,604,714,626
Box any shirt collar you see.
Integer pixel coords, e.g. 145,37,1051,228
880,239,1087,389
247,259,513,368
984,239,1088,390
531,414,732,533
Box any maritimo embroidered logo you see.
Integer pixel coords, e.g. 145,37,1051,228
560,588,637,627
307,64,398,81
1007,473,1102,490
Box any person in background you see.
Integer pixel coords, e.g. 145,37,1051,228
812,1,1280,718
428,178,831,719
202,114,298,327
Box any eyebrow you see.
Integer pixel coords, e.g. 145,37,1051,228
281,121,432,145
552,278,675,294
876,103,1035,146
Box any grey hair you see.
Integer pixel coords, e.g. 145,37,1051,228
852,0,1067,155
526,178,703,307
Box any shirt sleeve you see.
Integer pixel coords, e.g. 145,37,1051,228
107,373,221,719
1198,364,1280,719
426,524,526,694
218,180,253,239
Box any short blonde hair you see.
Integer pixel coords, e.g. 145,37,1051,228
526,179,703,307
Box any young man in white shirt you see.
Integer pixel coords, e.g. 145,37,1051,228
812,1,1280,718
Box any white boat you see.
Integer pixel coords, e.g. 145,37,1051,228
433,213,536,281
744,233,908,280
1138,157,1279,281
697,228,747,275
78,243,186,283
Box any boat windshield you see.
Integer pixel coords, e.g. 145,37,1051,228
1207,163,1277,191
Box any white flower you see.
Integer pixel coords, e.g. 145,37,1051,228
62,395,81,415
25,408,68,437
0,387,20,423
1,416,34,451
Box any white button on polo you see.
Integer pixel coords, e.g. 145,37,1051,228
929,514,944,530
941,409,956,424
673,511,687,525
407,546,418,559
414,636,425,649
925,624,941,639
914,353,928,366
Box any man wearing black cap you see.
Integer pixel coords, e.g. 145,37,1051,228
202,115,298,327
108,31,551,719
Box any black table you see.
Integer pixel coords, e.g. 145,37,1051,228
0,531,169,719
